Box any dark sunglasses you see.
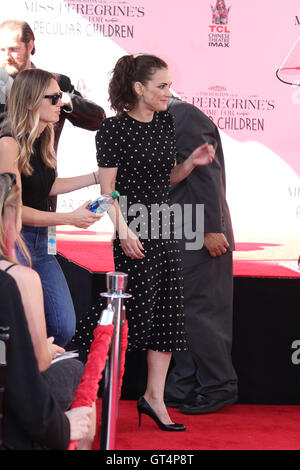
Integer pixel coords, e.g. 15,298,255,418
43,92,63,105
1,172,16,214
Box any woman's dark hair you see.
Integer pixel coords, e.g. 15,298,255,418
109,54,168,116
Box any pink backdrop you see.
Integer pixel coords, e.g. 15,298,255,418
1,1,300,235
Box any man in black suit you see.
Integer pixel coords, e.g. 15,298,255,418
0,20,105,153
165,96,238,414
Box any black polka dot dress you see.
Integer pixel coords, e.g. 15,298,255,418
95,111,188,353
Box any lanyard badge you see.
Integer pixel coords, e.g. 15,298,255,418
47,226,57,255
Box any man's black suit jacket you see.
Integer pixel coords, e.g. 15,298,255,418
168,97,234,261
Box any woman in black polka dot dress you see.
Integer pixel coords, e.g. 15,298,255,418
96,54,214,431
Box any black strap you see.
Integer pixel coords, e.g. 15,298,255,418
0,132,12,139
0,257,16,272
4,264,16,273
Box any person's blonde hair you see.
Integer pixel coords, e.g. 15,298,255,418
0,173,31,266
2,68,56,176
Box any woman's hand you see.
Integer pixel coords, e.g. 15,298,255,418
70,201,102,229
170,142,215,186
190,142,215,167
47,336,65,360
120,228,145,259
65,407,93,441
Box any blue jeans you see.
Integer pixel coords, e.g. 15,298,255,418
18,226,76,347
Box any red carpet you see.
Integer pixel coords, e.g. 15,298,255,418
99,401,300,450
56,228,300,278
57,238,113,273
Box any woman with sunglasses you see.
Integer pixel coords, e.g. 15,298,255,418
0,172,95,449
0,68,102,347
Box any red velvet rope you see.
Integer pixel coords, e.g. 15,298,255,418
118,320,128,399
91,320,129,451
68,320,129,451
68,324,113,450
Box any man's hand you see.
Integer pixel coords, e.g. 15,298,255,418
204,232,229,257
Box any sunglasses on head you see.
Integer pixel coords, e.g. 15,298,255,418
1,172,16,214
43,92,63,105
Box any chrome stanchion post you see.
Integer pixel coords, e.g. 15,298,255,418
99,272,131,450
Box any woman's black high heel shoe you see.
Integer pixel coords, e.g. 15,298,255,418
137,396,186,432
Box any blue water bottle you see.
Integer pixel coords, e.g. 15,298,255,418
88,190,120,214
